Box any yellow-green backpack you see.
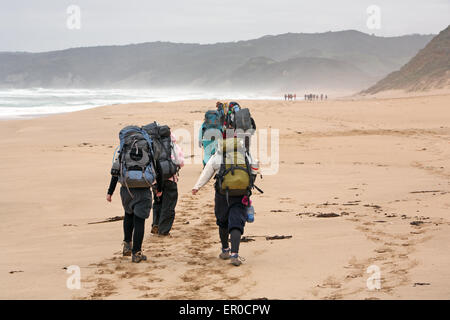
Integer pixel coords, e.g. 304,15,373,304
216,138,251,197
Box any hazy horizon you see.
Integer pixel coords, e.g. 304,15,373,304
1,0,448,52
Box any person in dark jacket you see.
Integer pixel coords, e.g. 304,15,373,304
151,133,184,236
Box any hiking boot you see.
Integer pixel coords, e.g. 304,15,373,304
219,248,231,260
230,254,245,267
158,232,171,237
122,241,132,257
132,251,147,263
151,225,159,234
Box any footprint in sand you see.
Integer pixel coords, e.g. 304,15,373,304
315,200,439,299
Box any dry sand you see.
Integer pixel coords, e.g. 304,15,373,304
0,94,449,299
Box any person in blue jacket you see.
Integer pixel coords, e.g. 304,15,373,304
199,103,224,166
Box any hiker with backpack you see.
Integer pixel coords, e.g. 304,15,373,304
224,102,256,133
107,126,157,263
224,103,256,150
192,106,261,266
192,137,260,267
216,101,226,126
234,107,256,150
142,122,184,236
224,101,240,129
199,109,223,167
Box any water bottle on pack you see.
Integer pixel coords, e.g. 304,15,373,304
246,205,255,223
242,196,255,223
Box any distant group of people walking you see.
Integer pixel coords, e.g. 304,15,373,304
106,101,261,267
284,93,328,101
284,93,297,101
305,93,327,101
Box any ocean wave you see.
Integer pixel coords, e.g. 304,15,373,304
0,88,279,118
0,105,95,119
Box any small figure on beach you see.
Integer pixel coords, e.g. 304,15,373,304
284,93,296,101
304,93,327,102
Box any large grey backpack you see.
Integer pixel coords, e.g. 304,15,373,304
115,126,156,188
234,108,253,131
142,122,178,181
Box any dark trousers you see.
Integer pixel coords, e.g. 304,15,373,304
214,191,247,254
123,213,145,254
120,187,151,254
152,180,178,234
214,191,246,234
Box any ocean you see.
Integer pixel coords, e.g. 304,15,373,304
0,88,280,119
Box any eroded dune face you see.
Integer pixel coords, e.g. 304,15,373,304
363,25,450,94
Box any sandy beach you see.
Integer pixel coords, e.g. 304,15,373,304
1,93,449,300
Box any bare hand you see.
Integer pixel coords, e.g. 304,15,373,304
106,194,112,202
156,191,163,197
192,189,198,195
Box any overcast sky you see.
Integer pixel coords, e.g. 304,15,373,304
1,0,449,52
